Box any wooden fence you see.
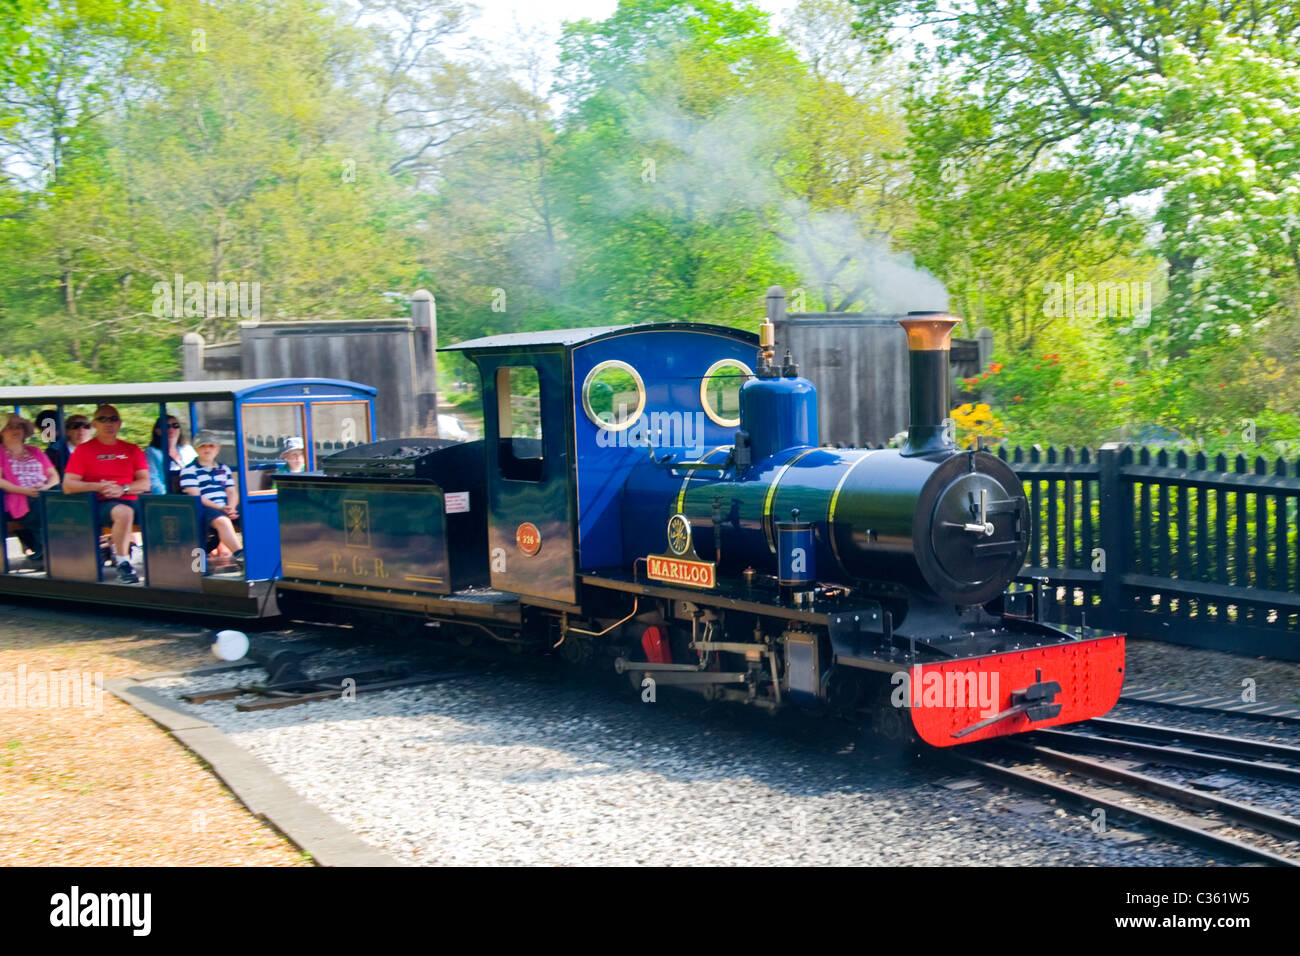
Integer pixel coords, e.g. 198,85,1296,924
1004,444,1300,660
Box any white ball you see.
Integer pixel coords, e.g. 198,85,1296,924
212,629,250,661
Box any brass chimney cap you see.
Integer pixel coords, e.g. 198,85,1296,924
899,312,960,351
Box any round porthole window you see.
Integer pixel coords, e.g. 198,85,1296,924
700,359,753,427
582,360,646,431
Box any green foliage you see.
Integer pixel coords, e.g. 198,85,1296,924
967,323,1138,448
1,0,1296,460
0,351,61,387
853,0,1300,448
551,0,804,327
0,0,426,377
1099,29,1300,347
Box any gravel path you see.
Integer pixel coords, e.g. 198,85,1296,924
0,604,306,866
7,593,1296,867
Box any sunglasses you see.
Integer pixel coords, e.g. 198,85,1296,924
168,423,181,429
95,416,120,423
67,422,91,429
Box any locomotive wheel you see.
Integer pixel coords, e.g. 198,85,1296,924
826,668,865,718
865,675,920,747
559,634,593,666
874,702,903,740
872,700,920,747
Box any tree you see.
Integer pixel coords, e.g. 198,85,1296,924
0,0,441,377
777,0,924,311
1097,29,1300,345
551,0,803,326
852,0,1300,349
412,24,570,344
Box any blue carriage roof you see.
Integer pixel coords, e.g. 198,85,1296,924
0,378,377,404
441,322,759,353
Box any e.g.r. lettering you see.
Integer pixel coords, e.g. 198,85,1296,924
330,553,390,578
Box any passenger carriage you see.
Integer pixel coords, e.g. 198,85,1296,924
0,378,375,618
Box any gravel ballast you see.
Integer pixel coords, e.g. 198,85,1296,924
1116,638,1300,744
143,653,1223,866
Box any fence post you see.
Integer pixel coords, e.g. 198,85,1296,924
975,326,994,369
1097,442,1128,634
181,332,205,381
411,289,439,436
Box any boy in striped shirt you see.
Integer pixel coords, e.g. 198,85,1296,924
179,433,243,565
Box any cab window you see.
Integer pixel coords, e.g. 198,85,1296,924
310,402,372,463
242,403,306,494
496,366,542,482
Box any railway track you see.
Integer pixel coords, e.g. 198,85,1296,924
938,714,1300,866
1084,716,1300,764
1028,725,1300,787
946,747,1299,866
1119,686,1300,724
1033,717,1300,784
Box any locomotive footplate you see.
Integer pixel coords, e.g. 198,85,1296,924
579,570,876,628
828,593,1115,672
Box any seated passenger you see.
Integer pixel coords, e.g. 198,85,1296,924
276,436,307,474
180,434,243,566
61,404,150,584
59,414,99,559
35,410,93,477
64,413,95,448
60,412,96,479
1,413,60,566
147,415,197,495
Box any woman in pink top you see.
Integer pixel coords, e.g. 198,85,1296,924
1,413,60,564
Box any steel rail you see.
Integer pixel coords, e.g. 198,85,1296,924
942,750,1300,867
1032,727,1300,786
1118,690,1300,724
1085,716,1300,765
1011,742,1300,853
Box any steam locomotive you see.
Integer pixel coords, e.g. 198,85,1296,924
271,310,1126,746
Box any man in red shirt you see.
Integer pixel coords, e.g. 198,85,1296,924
63,404,150,583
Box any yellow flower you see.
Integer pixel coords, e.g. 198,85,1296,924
949,403,1009,449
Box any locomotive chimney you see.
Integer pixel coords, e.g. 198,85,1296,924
899,311,960,457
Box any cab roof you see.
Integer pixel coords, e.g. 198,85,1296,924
0,378,377,404
441,322,759,353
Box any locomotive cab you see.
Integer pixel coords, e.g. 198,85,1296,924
443,324,761,610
